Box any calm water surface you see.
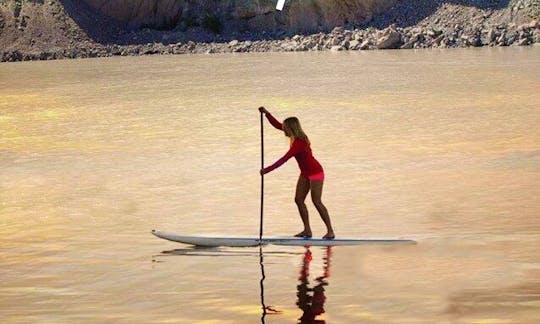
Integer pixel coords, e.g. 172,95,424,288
1,47,539,323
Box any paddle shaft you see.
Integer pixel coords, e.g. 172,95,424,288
259,111,264,241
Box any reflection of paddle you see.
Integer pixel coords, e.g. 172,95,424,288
259,246,266,323
259,246,282,324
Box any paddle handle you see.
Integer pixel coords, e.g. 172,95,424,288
259,110,264,241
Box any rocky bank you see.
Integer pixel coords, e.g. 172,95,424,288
0,0,539,62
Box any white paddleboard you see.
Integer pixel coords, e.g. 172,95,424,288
152,230,416,247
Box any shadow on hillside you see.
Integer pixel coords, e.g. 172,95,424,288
58,0,125,44
59,0,511,45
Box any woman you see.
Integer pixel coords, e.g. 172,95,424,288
259,106,335,239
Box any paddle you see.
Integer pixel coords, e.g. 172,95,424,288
259,109,264,241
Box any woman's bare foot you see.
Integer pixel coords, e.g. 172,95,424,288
322,232,335,240
294,231,312,238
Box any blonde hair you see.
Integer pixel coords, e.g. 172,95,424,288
283,117,310,146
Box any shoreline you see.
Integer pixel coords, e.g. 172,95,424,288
1,0,539,63
2,21,539,63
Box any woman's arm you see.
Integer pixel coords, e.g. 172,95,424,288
259,106,282,130
262,140,303,174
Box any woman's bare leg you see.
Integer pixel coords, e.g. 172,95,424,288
294,175,312,237
310,180,335,239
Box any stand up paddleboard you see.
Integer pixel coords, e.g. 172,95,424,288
151,230,416,247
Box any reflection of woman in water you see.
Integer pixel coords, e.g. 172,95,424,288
296,247,332,323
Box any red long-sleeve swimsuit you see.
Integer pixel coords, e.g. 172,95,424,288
264,113,324,177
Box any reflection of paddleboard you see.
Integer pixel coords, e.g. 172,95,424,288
151,230,416,247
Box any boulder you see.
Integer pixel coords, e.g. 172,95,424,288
518,38,529,46
496,33,507,46
359,39,371,50
426,28,442,38
534,28,540,43
432,34,444,46
301,39,316,49
348,40,360,50
377,28,401,49
486,28,497,43
331,26,345,34
331,37,342,46
400,41,414,49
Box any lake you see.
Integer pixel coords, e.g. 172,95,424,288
1,47,539,323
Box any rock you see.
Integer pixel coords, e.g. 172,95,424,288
410,27,422,35
529,20,539,29
331,37,342,46
359,39,371,50
461,31,481,47
507,33,517,45
39,51,49,60
330,45,343,51
400,41,414,49
534,28,540,43
377,28,401,49
9,50,23,61
470,36,481,47
186,41,196,50
496,33,507,46
280,41,296,51
410,32,422,43
348,40,360,50
301,39,316,49
486,28,497,43
432,34,445,46
323,39,333,49
427,28,442,37
518,38,529,46
331,26,345,34
228,40,239,46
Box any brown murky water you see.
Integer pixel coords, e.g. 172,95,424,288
1,47,539,323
